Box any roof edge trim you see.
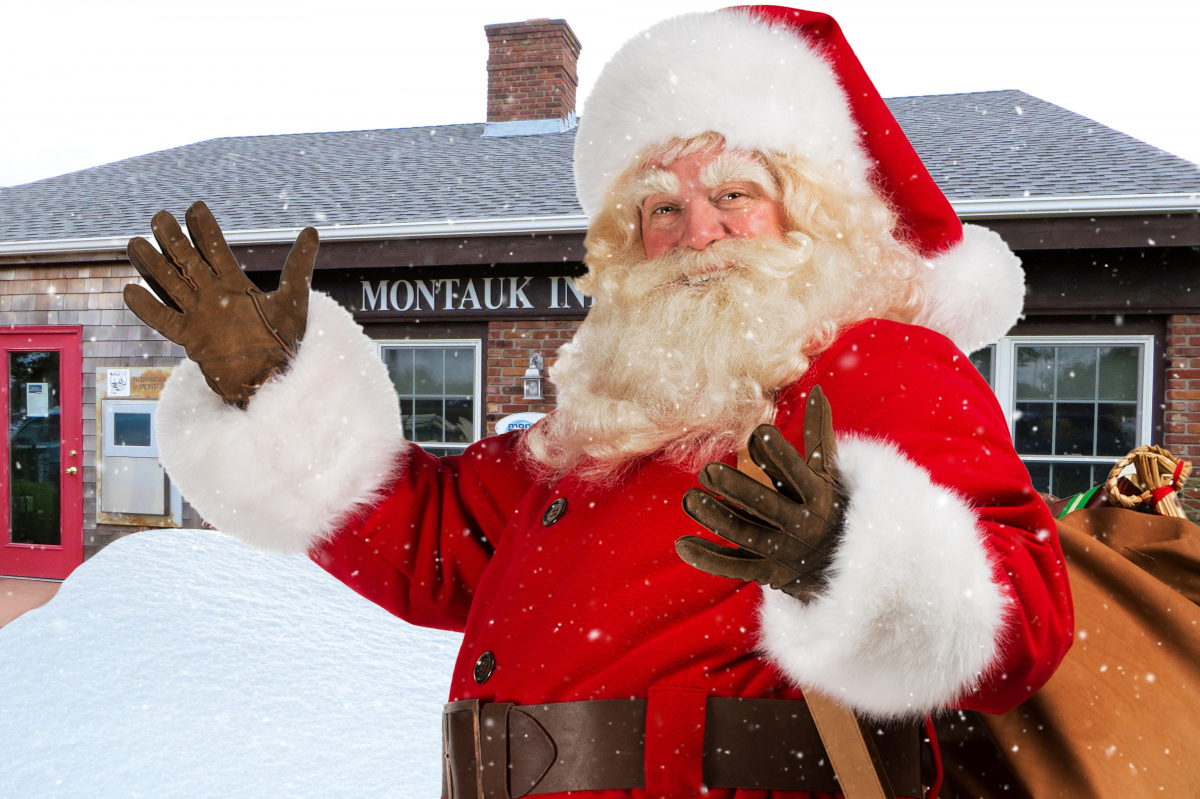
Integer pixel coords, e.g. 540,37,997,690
3,194,1200,256
0,215,592,256
952,193,1200,219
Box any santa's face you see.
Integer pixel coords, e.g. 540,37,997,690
638,149,786,265
524,148,812,482
525,141,922,482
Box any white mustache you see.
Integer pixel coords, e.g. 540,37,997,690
618,234,812,296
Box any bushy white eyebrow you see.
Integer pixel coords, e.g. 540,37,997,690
630,169,681,201
700,152,777,198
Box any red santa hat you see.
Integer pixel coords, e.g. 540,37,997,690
573,5,1024,353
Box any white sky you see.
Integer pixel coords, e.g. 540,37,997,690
3,0,1198,188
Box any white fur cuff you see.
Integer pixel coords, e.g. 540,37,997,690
156,291,406,555
758,437,1008,720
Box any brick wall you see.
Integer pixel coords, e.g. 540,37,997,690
486,319,580,434
485,19,581,123
0,263,196,558
1164,313,1200,520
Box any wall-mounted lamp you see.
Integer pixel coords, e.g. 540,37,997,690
523,353,545,401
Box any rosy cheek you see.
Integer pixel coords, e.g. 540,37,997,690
641,230,669,258
729,215,759,238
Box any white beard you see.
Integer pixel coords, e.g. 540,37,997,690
524,233,859,484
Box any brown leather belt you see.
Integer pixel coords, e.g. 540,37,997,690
441,697,922,798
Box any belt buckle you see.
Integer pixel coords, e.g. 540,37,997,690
444,695,480,796
442,699,482,799
442,700,517,799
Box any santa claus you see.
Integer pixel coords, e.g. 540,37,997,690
124,7,1073,798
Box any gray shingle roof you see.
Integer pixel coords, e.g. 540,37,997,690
2,90,1197,245
890,90,1200,199
0,124,579,243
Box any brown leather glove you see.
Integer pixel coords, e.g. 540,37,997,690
123,201,317,408
676,386,843,602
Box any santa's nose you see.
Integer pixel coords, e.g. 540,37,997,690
678,202,727,251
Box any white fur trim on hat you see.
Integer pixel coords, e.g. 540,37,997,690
758,436,1010,721
156,291,407,556
914,224,1026,353
574,9,871,217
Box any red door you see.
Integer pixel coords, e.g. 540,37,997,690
1,328,84,579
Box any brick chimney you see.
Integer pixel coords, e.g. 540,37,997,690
484,18,581,137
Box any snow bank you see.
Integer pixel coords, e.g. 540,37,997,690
0,528,461,798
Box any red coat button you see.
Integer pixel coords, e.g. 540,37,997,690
474,651,495,684
543,498,567,526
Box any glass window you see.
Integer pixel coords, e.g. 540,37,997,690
969,346,994,388
8,351,62,546
113,412,153,448
972,337,1153,498
378,340,481,458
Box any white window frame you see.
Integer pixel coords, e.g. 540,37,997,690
988,335,1155,471
374,338,483,454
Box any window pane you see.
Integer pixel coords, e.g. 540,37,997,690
969,346,994,388
383,348,414,394
444,349,474,394
1096,403,1138,456
1024,462,1051,494
1008,339,1147,501
381,343,479,455
1098,347,1139,401
8,351,61,546
399,397,414,440
413,398,444,442
1054,403,1096,456
443,398,474,443
1015,402,1053,454
1056,347,1097,401
1016,347,1055,400
413,349,444,394
1052,462,1096,498
113,412,152,447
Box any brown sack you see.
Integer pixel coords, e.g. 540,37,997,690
982,507,1200,797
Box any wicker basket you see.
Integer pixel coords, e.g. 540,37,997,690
1104,444,1191,518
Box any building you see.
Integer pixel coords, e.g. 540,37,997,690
2,18,1200,582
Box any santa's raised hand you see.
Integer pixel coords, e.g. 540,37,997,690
123,201,316,408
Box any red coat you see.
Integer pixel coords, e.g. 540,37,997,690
306,318,1073,799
